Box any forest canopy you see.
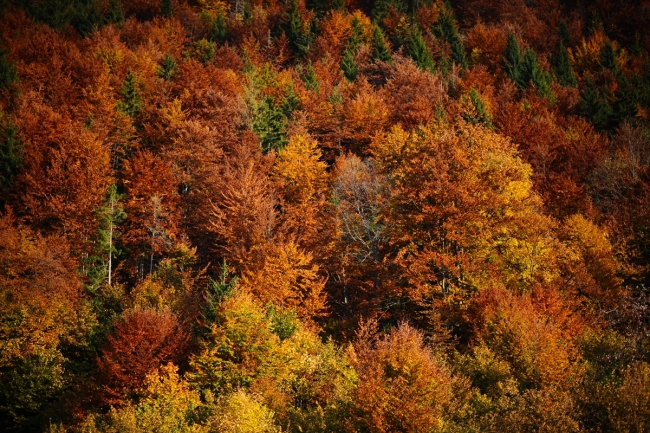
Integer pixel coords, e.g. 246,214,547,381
1,0,650,432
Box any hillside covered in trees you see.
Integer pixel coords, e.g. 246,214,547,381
1,0,650,431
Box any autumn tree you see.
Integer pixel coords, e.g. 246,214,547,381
348,322,454,432
97,307,189,404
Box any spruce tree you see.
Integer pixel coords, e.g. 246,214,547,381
558,19,571,46
463,88,492,128
71,0,102,36
301,61,320,91
160,0,172,18
433,11,467,69
254,96,288,152
341,17,364,81
341,47,358,81
406,25,436,73
0,116,22,192
600,39,618,74
156,53,178,81
580,78,613,129
371,25,392,63
105,0,124,27
554,43,577,87
614,75,640,122
523,47,553,98
0,47,18,89
117,70,143,118
504,33,525,89
371,0,392,24
331,0,345,11
282,0,311,58
209,9,228,43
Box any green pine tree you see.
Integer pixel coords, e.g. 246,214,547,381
371,25,392,63
200,261,238,333
117,70,143,118
71,0,102,36
580,77,613,129
209,9,228,43
301,61,320,92
523,47,553,98
504,33,525,89
341,47,358,81
84,184,126,292
340,17,364,81
160,0,172,18
614,75,640,122
600,39,618,74
156,52,178,81
282,0,311,58
371,0,392,24
554,42,577,87
0,47,18,89
105,0,124,26
406,25,435,73
253,96,288,152
185,39,214,64
558,19,571,46
0,115,23,192
433,11,467,69
463,88,493,128
331,0,345,12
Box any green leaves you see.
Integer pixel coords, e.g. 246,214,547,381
157,53,178,81
282,0,312,58
117,70,143,118
406,25,436,73
0,115,23,192
504,33,553,99
0,47,18,90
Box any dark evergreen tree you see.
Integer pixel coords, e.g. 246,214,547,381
580,77,613,129
0,116,22,192
523,47,553,98
614,75,640,122
554,42,577,87
254,96,289,152
504,33,525,89
198,262,238,335
281,0,311,58
301,61,320,91
209,9,228,43
0,47,18,89
71,0,102,36
558,19,571,46
331,0,345,12
463,88,492,128
371,0,392,24
349,16,363,51
600,39,618,74
432,11,467,69
341,47,358,81
117,70,143,118
340,17,364,81
105,0,124,27
160,0,172,18
156,53,178,81
186,39,214,64
306,0,328,16
406,25,435,73
371,24,392,63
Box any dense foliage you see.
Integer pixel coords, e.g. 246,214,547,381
1,0,650,431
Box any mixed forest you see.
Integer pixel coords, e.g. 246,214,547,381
1,0,650,431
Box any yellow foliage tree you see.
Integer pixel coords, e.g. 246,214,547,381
371,122,559,308
242,241,326,321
